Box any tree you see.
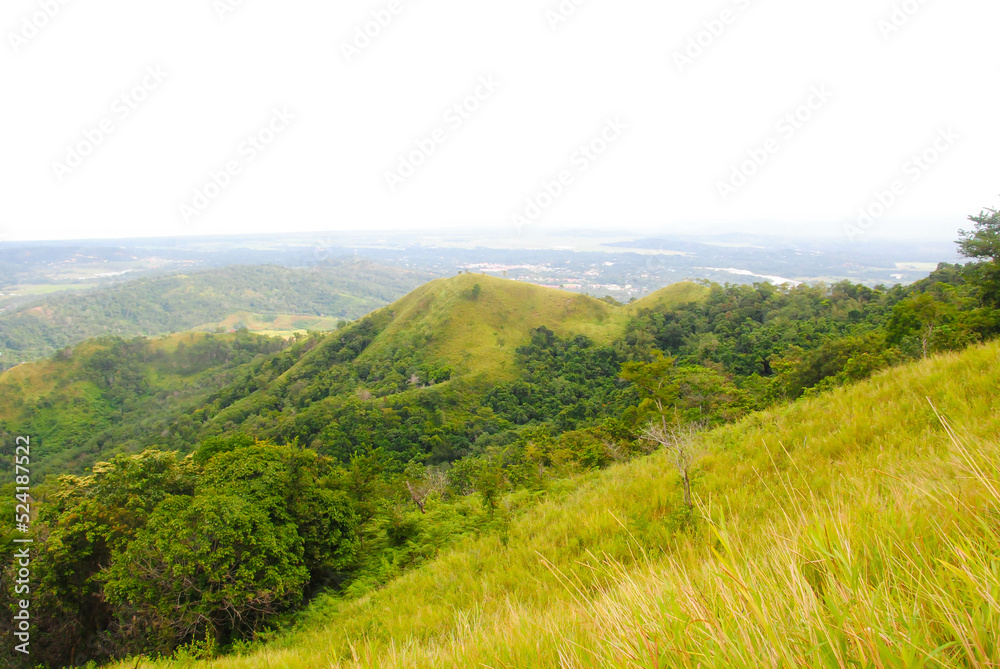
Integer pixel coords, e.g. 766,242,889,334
18,450,195,666
103,494,308,651
639,422,702,510
619,351,680,424
402,462,447,514
959,206,1000,306
201,443,358,576
471,456,507,515
886,290,958,358
958,207,1000,263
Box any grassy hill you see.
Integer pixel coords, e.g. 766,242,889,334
3,264,998,668
118,339,1000,668
0,258,434,370
350,275,708,379
190,311,343,337
0,277,712,480
624,279,711,315
0,331,294,480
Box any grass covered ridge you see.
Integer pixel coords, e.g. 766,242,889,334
357,274,708,379
123,340,1000,668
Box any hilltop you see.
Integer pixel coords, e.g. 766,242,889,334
351,274,709,379
0,276,709,480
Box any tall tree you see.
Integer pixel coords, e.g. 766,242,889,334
958,206,1000,306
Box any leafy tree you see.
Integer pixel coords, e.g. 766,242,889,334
620,351,680,423
959,206,1000,306
13,450,195,666
103,493,308,650
887,292,952,358
959,206,1000,263
468,456,507,515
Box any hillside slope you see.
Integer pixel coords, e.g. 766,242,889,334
0,331,294,480
353,274,683,379
124,340,1000,668
624,279,711,314
0,277,713,479
197,276,712,451
0,258,433,370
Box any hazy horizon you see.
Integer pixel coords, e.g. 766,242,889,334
3,1,998,245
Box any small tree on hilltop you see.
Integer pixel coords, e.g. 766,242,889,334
958,206,1000,263
958,205,1000,306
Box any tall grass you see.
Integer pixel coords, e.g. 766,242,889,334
115,342,1000,668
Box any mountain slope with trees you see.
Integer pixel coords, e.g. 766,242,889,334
0,258,434,370
0,206,998,668
109,337,1000,669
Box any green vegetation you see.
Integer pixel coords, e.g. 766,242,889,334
0,210,998,668
0,258,432,370
0,331,296,480
0,283,99,300
101,339,1000,668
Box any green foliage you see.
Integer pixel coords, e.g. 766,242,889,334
959,206,1000,306
107,339,1000,669
104,493,309,652
5,216,1000,667
0,330,294,481
0,440,357,667
192,433,256,465
0,259,431,370
958,206,1000,263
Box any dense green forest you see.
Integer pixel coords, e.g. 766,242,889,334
0,208,998,667
0,258,433,370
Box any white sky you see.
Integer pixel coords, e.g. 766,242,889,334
1,0,998,243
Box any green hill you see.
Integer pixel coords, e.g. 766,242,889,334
624,279,711,314
2,265,997,668
0,267,987,481
113,339,1000,669
0,258,434,370
350,274,704,379
0,331,293,480
0,276,710,481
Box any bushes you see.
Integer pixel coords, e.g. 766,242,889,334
103,494,308,651
1,441,358,667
